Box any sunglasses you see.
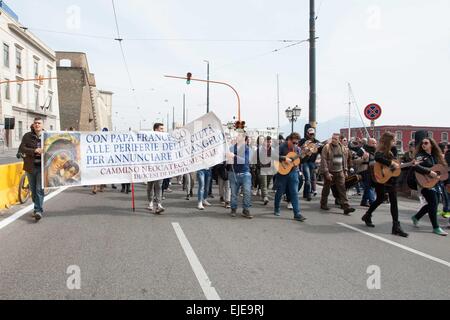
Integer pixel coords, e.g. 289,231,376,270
422,142,430,146
292,141,299,145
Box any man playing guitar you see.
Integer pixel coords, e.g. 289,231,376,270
299,128,322,201
274,133,307,222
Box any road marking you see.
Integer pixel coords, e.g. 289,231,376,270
172,222,221,300
338,223,450,268
0,187,68,231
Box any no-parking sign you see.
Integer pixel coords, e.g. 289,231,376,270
364,104,382,121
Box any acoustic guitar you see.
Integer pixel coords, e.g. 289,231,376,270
373,160,414,184
274,152,301,176
415,164,449,189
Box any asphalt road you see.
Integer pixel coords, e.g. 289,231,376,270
0,182,449,300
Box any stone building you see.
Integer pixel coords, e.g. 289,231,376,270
56,51,112,131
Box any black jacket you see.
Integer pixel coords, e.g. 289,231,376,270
18,129,42,174
413,150,439,175
299,138,322,163
373,147,398,187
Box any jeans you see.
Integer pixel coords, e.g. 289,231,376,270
439,183,449,212
197,169,211,202
302,162,316,198
415,188,439,229
147,180,162,204
218,176,231,202
274,171,301,217
27,165,45,213
229,171,252,210
361,171,376,205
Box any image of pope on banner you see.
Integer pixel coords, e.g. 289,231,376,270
43,133,82,188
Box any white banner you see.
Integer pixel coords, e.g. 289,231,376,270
43,112,227,188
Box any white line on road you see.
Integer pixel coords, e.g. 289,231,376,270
172,222,221,300
0,187,68,231
338,223,450,268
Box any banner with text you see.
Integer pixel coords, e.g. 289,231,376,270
43,112,227,188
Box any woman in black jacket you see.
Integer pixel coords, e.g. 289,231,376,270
361,132,408,237
411,138,448,236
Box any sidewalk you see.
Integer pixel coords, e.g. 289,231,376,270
0,148,22,165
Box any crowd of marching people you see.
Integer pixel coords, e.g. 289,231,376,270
20,118,450,237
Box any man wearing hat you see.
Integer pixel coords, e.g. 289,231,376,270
299,127,322,201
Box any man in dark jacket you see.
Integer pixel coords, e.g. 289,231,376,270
299,127,321,201
19,117,45,221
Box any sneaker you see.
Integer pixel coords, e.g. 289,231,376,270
220,197,225,204
34,212,42,222
263,197,269,206
166,188,173,193
162,196,166,200
225,202,231,209
294,215,307,222
155,204,165,215
440,211,450,219
411,216,420,228
203,200,212,206
274,211,281,217
31,211,37,218
252,190,258,196
433,227,448,236
185,195,190,201
147,202,154,212
287,202,293,210
242,209,253,219
313,191,318,197
198,202,205,211
343,208,356,216
230,209,237,217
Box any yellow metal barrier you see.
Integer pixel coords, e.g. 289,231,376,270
0,162,24,209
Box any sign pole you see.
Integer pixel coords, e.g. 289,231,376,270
131,183,135,212
371,120,375,138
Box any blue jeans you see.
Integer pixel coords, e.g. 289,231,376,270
439,182,449,212
229,171,252,210
302,162,316,198
27,165,44,214
274,171,302,218
197,169,211,202
361,171,376,205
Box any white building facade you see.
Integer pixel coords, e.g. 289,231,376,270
0,2,60,148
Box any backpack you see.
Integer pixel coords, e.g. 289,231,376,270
406,166,418,190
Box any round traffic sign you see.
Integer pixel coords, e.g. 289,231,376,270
364,103,382,121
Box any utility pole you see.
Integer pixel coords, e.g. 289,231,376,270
309,0,317,129
277,74,280,136
172,106,175,130
182,95,185,126
204,60,210,113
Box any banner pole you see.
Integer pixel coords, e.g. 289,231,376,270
131,183,135,212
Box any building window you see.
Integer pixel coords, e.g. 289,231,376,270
396,140,403,153
17,121,23,141
47,92,53,111
375,131,381,140
411,131,416,140
428,131,434,139
15,48,22,74
34,87,40,110
442,132,448,142
4,79,10,100
34,60,39,79
47,68,52,89
3,43,9,67
17,82,22,104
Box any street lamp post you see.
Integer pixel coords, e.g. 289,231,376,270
285,105,302,134
204,60,210,114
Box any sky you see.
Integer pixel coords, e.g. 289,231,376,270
9,0,450,131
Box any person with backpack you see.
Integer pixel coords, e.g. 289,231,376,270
411,138,448,236
214,162,231,208
18,117,45,222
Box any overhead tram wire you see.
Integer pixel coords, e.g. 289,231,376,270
26,28,302,43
